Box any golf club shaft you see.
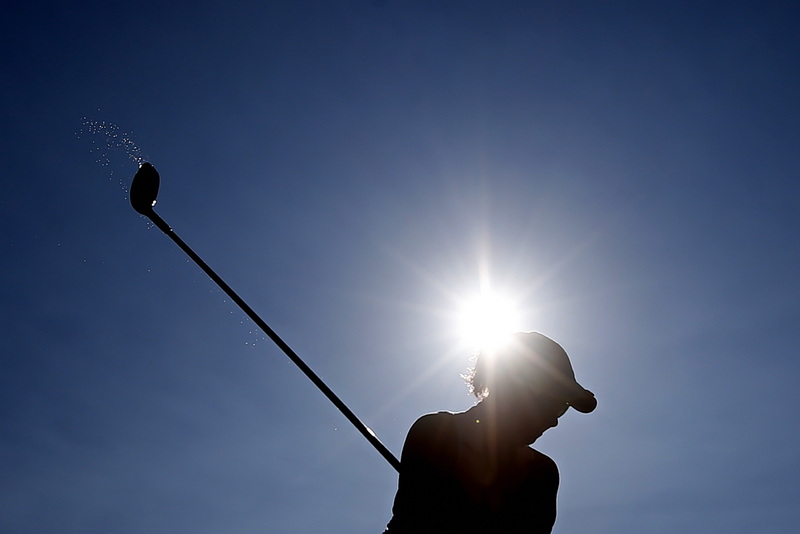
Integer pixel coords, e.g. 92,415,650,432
145,209,401,472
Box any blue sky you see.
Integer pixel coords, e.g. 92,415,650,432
2,2,798,533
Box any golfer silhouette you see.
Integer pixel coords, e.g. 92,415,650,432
383,332,596,533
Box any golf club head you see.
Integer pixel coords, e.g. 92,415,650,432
130,162,160,214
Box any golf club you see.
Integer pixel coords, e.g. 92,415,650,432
130,162,400,472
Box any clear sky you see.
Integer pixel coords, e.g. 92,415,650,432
2,2,799,533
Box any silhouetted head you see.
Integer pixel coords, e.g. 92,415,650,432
467,332,597,414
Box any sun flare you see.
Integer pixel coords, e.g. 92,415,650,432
456,291,523,353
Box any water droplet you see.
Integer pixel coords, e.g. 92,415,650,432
78,116,150,200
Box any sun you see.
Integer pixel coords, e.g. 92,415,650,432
456,290,523,353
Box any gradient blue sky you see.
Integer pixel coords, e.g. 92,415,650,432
2,2,799,533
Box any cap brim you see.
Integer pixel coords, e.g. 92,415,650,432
568,388,597,413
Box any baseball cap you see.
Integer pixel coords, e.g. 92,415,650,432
508,332,597,414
